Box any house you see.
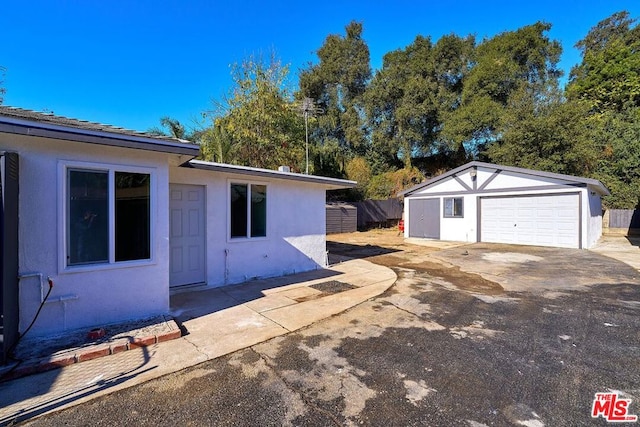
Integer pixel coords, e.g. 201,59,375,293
400,161,609,249
0,107,355,362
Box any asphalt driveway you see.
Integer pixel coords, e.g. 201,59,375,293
22,231,640,426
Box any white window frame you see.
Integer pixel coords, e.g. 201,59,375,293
58,160,157,273
227,179,268,241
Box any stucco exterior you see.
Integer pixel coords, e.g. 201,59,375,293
170,166,329,287
0,107,354,340
402,162,609,249
1,133,181,337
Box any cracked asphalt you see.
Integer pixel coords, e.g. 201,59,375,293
21,231,640,426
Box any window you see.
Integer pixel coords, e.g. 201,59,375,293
230,183,267,239
444,197,463,218
67,167,151,267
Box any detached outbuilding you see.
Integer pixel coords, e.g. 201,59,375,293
400,161,609,249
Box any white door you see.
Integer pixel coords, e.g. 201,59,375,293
480,193,580,249
169,184,206,287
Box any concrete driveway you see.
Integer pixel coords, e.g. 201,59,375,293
21,230,640,426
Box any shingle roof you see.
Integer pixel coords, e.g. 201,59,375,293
0,106,200,156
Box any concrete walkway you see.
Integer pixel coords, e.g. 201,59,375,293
591,235,640,271
0,258,396,425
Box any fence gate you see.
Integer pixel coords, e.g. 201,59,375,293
1,152,19,364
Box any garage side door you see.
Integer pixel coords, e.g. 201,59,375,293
408,198,440,239
480,194,580,248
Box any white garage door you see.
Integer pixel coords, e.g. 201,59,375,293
480,194,580,248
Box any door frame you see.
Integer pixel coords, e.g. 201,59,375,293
478,192,582,248
408,198,440,239
169,183,207,288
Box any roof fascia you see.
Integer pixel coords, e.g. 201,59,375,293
187,160,356,189
0,117,200,156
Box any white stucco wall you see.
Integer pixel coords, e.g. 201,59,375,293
586,185,603,248
1,133,183,337
170,167,327,288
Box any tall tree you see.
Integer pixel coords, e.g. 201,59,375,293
199,123,233,163
567,11,640,208
213,53,304,170
365,34,474,171
298,21,372,173
485,85,598,176
567,11,640,113
443,22,562,156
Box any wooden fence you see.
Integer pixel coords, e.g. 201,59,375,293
607,209,640,234
326,203,357,234
353,198,403,229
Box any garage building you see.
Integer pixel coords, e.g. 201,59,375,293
400,161,609,249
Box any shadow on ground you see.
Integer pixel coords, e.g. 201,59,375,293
170,268,342,323
327,241,401,260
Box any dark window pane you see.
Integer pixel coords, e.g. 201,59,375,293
230,184,247,238
454,198,463,217
115,172,150,261
444,197,463,218
251,184,267,237
68,170,109,265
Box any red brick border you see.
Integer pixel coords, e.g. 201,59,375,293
1,326,183,382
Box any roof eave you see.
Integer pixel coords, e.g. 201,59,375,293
187,160,357,189
400,161,611,197
0,117,201,156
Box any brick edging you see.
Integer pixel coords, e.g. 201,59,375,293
1,329,182,382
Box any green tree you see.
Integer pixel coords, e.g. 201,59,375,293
199,123,234,163
345,156,372,200
298,21,372,171
591,108,640,208
365,34,474,170
148,116,189,139
214,53,305,170
444,22,562,155
566,11,640,208
485,86,598,176
567,11,640,113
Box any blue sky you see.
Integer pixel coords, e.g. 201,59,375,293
2,1,639,133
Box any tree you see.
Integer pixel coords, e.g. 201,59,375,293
199,123,233,163
443,22,562,156
566,11,640,208
213,53,304,170
485,86,599,176
567,11,640,113
148,116,189,139
298,21,372,172
345,156,371,200
365,34,474,171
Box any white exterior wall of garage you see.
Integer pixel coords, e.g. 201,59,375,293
401,162,608,249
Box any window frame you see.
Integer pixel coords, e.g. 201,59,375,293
228,180,268,241
443,197,464,218
59,160,156,273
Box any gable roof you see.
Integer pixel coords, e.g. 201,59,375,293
187,160,357,190
0,106,200,156
400,161,610,196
